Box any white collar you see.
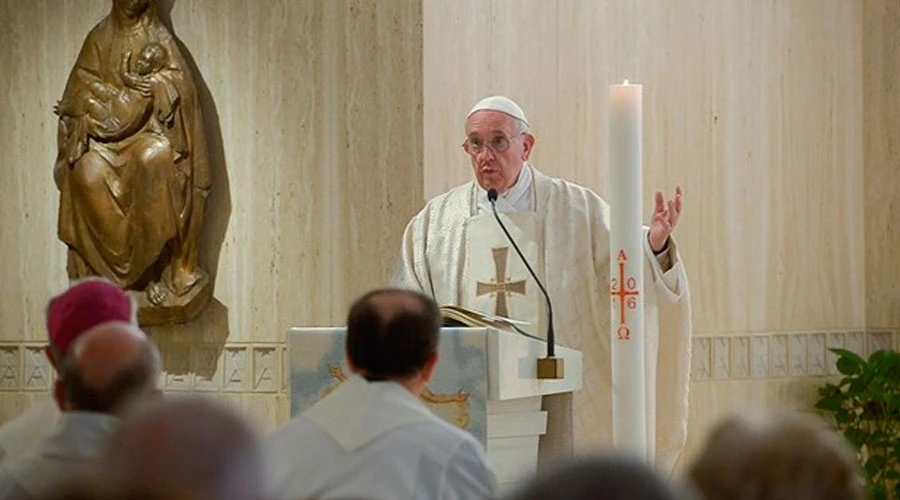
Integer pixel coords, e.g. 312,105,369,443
475,163,534,214
303,375,436,451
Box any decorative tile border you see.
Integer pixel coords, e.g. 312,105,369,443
0,329,896,392
0,341,291,394
692,330,898,381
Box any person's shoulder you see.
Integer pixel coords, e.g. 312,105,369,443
407,419,491,472
0,401,60,458
85,15,114,40
424,181,472,209
406,415,483,452
407,181,473,224
535,168,609,211
268,414,319,441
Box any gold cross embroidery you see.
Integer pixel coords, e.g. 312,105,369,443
476,247,527,318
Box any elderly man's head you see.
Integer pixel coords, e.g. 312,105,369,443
104,397,264,500
345,288,441,394
45,278,137,369
688,410,864,500
55,321,160,414
463,96,535,195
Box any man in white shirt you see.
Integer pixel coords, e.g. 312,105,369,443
267,288,497,500
0,321,161,500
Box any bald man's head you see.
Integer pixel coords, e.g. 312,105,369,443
57,321,161,414
345,288,441,381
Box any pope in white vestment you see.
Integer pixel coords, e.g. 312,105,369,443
392,96,692,475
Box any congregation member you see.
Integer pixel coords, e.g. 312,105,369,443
267,288,497,500
0,321,161,499
0,279,137,463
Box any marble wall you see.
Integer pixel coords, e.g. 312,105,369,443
864,0,900,330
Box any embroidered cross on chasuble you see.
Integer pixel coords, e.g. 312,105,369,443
462,211,546,337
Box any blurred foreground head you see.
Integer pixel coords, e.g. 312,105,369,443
508,454,693,500
688,410,864,500
104,396,264,500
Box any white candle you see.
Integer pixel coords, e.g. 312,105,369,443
608,80,648,460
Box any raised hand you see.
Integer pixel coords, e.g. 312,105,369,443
648,186,682,253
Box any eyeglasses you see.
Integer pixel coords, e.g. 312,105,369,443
462,132,526,155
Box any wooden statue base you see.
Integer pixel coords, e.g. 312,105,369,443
134,271,213,326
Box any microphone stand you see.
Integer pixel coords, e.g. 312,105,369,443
488,189,564,379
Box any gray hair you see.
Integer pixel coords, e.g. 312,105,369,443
513,116,531,135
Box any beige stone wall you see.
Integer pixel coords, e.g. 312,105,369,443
864,0,900,330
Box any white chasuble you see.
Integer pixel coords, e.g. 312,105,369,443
462,212,545,336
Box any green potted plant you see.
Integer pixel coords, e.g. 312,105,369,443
815,348,900,499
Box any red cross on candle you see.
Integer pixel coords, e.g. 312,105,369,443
610,249,640,340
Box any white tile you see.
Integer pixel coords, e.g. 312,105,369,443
22,346,50,391
164,345,191,392
224,346,249,391
732,337,750,379
693,338,711,381
253,346,279,393
790,334,808,376
868,331,893,355
191,346,221,392
750,337,769,378
827,333,846,375
845,331,865,357
808,333,827,376
770,335,788,377
712,337,730,379
0,347,20,390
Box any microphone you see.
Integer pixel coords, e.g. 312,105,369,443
487,188,563,378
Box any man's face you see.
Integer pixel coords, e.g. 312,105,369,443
464,111,534,194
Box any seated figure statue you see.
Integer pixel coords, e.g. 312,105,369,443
53,0,212,324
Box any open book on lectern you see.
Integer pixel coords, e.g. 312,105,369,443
439,305,544,342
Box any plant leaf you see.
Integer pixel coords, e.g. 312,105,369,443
837,354,864,376
815,397,843,412
869,454,887,471
883,469,900,480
